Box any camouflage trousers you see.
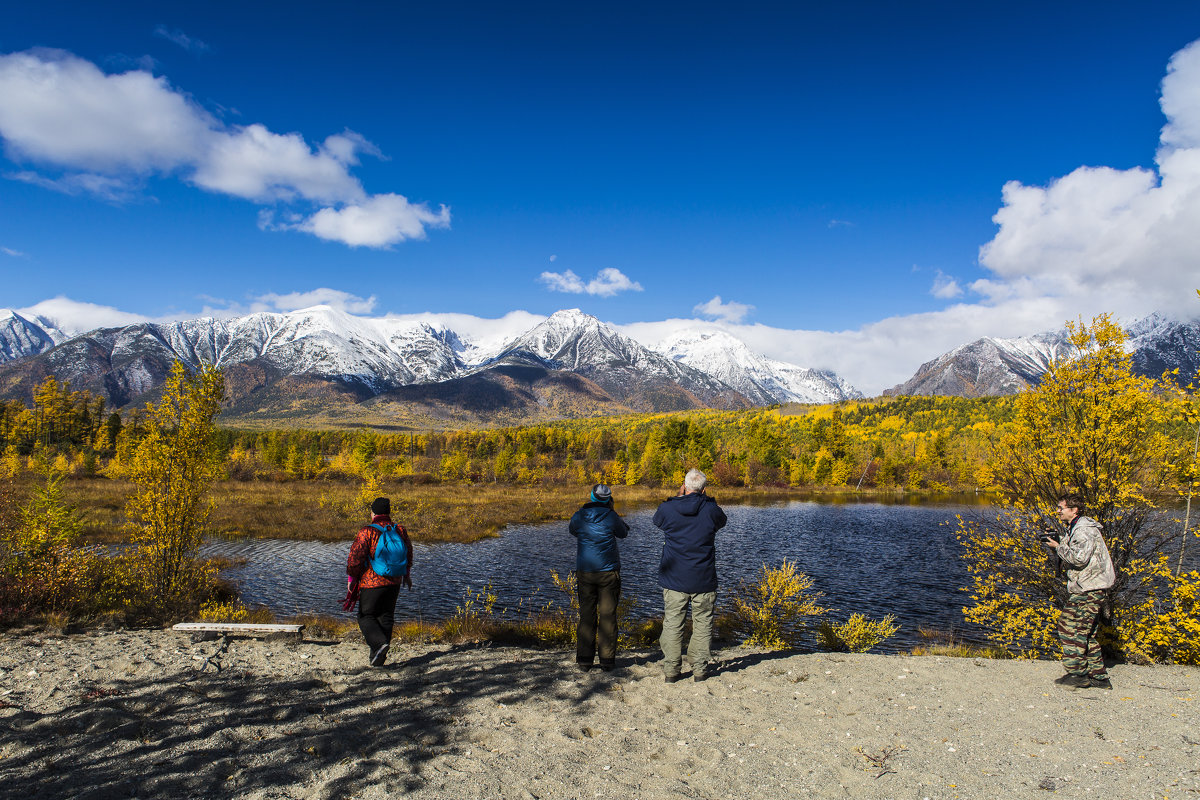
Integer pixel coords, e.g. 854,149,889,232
1057,590,1108,679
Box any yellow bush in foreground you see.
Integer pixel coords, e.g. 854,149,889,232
733,561,827,650
818,613,900,653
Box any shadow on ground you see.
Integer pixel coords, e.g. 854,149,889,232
2,638,625,800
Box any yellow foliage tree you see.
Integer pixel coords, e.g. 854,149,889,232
959,314,1192,660
124,362,226,613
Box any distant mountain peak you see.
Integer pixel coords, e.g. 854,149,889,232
654,327,861,404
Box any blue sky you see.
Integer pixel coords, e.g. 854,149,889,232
3,1,1200,392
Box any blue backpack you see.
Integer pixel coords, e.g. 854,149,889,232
368,523,409,578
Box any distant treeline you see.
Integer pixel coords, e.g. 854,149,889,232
0,375,1036,491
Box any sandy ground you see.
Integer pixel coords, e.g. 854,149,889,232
0,629,1197,800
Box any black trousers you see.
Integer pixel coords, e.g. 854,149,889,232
358,584,401,652
577,570,621,664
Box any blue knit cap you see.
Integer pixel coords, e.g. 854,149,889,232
590,483,613,503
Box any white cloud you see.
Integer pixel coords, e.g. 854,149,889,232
294,194,450,247
693,295,754,323
976,37,1200,320
9,169,140,202
930,271,963,299
154,26,210,54
0,49,213,173
1,246,25,257
16,296,150,336
191,125,369,204
246,289,378,315
0,49,448,248
539,267,643,297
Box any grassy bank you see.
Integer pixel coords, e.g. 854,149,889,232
63,476,986,545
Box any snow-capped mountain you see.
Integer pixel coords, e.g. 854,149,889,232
479,310,751,410
0,310,62,364
1127,313,1200,381
886,314,1200,397
654,329,861,404
885,331,1076,397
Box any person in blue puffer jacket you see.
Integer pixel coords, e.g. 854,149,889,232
568,483,630,672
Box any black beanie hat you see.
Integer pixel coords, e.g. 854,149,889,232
371,497,390,516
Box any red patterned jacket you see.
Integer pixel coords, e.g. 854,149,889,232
347,514,413,590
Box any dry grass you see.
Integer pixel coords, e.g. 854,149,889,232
909,626,1011,659
63,477,830,545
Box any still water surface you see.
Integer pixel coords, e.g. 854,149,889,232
206,500,987,652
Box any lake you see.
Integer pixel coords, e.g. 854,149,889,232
206,499,993,652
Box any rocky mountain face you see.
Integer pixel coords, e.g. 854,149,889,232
886,314,1200,397
0,306,858,421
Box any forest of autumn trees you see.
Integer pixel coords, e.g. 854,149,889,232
1,374,1026,492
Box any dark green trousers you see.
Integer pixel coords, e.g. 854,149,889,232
1057,590,1108,679
577,571,621,665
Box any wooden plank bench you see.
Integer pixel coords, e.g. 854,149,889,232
172,622,304,641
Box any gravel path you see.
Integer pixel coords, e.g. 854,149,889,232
1,629,1197,799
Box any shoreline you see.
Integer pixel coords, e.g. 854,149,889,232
2,628,1196,799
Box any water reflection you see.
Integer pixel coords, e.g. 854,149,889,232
206,500,995,652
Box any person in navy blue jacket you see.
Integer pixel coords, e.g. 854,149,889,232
569,483,629,672
653,468,727,682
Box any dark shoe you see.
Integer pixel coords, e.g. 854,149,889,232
1088,677,1113,690
1053,674,1091,689
598,660,615,672
369,643,390,667
664,673,682,684
576,662,594,673
693,670,709,682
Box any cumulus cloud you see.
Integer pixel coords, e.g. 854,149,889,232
539,267,643,297
294,194,451,247
976,37,1200,320
0,49,448,247
693,295,754,323
153,26,210,54
930,271,963,299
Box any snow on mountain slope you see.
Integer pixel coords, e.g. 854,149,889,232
885,330,1078,397
654,329,861,404
0,310,59,364
480,310,750,409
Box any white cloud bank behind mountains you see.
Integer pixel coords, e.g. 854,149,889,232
0,49,449,247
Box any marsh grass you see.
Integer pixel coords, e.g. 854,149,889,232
62,477,822,545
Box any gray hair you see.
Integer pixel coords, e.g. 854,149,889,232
684,468,707,493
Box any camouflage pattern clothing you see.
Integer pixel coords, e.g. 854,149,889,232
1057,590,1108,680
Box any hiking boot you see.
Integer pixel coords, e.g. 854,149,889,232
576,662,594,673
598,660,615,672
1088,677,1113,690
1053,674,1091,689
664,673,682,684
692,669,709,683
369,643,390,667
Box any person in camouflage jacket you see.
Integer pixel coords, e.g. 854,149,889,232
1046,493,1116,690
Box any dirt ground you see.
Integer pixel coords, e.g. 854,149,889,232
1,629,1197,800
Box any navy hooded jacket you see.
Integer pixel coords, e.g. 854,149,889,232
653,491,728,593
569,501,629,572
